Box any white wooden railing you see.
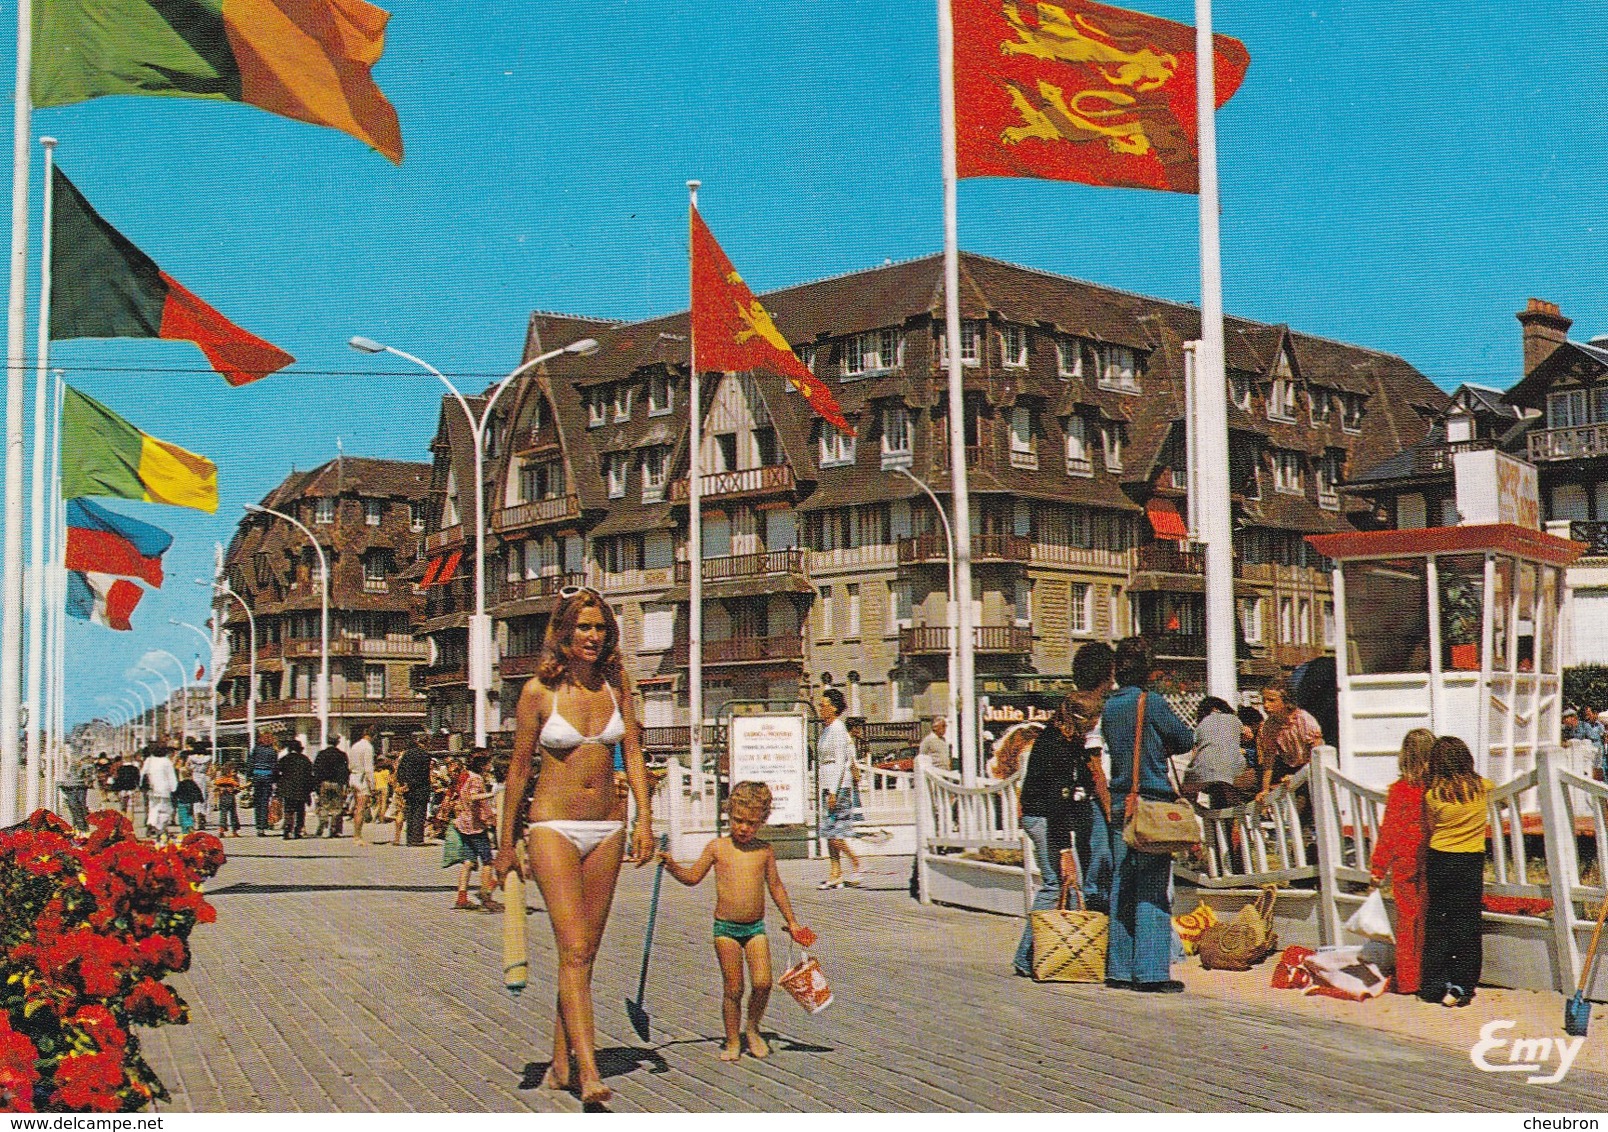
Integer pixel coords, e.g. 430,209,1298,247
1176,767,1314,889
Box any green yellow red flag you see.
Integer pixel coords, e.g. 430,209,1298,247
951,0,1248,192
32,0,403,163
61,386,218,513
690,207,853,436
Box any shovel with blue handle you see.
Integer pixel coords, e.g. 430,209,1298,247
626,834,671,1042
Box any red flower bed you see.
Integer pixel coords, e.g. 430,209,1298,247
1482,894,1553,916
0,810,224,1112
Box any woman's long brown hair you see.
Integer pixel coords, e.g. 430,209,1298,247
1425,735,1486,805
535,590,623,688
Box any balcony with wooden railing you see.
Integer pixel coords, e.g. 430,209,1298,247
421,525,463,555
669,463,795,503
494,493,581,533
897,532,1029,566
1134,541,1204,575
671,634,805,667
282,637,432,661
642,724,727,751
499,652,542,679
1410,437,1496,474
898,625,1033,655
491,570,589,607
673,548,807,584
1529,424,1608,463
219,696,426,723
1568,520,1608,558
420,664,469,688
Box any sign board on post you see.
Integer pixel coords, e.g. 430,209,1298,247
1454,449,1540,529
729,714,808,825
978,694,1059,779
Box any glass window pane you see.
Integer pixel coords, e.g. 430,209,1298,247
1517,562,1538,671
1539,566,1559,675
1437,554,1484,672
1342,558,1430,675
1492,557,1512,672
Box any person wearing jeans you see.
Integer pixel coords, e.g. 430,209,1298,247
248,730,278,837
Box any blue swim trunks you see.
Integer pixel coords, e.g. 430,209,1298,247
713,917,766,943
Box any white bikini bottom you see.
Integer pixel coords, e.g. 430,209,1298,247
529,819,624,859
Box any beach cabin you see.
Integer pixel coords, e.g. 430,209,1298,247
1306,524,1583,799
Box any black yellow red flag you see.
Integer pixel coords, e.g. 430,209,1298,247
690,207,853,436
952,0,1249,193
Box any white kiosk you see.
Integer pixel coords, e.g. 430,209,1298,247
1307,523,1582,798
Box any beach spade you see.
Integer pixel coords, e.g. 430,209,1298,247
626,834,671,1041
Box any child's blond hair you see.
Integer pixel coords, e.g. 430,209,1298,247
728,780,773,824
1398,728,1434,785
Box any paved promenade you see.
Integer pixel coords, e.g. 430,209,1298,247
142,830,1608,1112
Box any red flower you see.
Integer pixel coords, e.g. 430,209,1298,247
122,978,185,1026
0,1018,39,1113
66,1006,126,1054
48,1051,124,1112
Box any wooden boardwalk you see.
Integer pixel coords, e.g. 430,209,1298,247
143,831,1608,1112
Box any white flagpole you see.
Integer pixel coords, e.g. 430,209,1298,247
686,180,703,775
1,0,35,825
46,371,61,802
937,0,978,785
1195,0,1236,701
22,137,53,814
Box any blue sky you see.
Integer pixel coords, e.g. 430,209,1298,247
22,0,1608,728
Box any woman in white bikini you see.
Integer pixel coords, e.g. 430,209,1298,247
494,587,654,1105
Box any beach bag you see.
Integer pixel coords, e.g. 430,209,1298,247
1173,900,1219,956
1030,847,1108,983
1121,693,1203,855
1302,947,1388,1001
1270,945,1316,989
780,948,833,1014
1344,888,1395,942
1198,885,1279,971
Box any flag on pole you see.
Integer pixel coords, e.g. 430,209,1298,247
51,168,294,386
690,207,854,435
62,386,219,512
65,570,143,631
32,0,404,163
194,657,204,682
951,0,1248,192
66,498,172,587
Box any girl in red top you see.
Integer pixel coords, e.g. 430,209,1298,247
1369,728,1435,994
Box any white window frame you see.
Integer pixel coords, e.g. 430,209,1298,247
1229,372,1252,411
1297,598,1313,646
1000,325,1028,369
880,405,912,469
587,388,608,428
937,322,982,367
818,587,833,639
1341,392,1365,433
606,454,627,499
1056,337,1082,378
1065,417,1091,477
1269,377,1297,422
1070,582,1092,636
1101,423,1123,473
613,385,633,423
1309,388,1332,426
845,584,862,639
409,502,426,533
1239,596,1264,645
819,427,856,468
1549,389,1588,430
1278,596,1296,644
1009,405,1037,469
842,329,899,379
648,373,674,416
1273,450,1305,495
641,604,675,651
1321,600,1336,647
1098,344,1140,393
363,552,389,584
364,498,383,526
314,497,335,525
641,448,667,502
364,664,386,700
1013,578,1033,628
1318,452,1342,509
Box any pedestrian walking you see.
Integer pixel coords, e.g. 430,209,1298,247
313,738,350,838
660,781,810,1061
918,716,953,772
248,729,279,837
815,688,863,890
110,755,140,819
395,733,434,847
348,725,377,843
1418,735,1491,1008
139,745,179,839
492,587,655,1106
174,770,205,834
212,763,243,836
190,760,211,831
448,750,502,912
1102,636,1194,994
1369,728,1434,995
275,739,314,840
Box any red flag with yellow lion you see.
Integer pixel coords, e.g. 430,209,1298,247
690,207,854,436
952,0,1249,193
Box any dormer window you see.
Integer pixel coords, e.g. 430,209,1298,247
1229,371,1252,411
1273,449,1305,495
1548,389,1588,430
1101,422,1124,472
1318,451,1342,509
314,497,335,525
1098,345,1141,393
648,373,674,416
842,329,899,379
1065,416,1092,476
641,447,667,503
1309,388,1332,426
1341,391,1365,432
1445,414,1473,444
880,406,912,469
1269,376,1297,422
364,498,383,526
410,502,426,532
1000,325,1028,369
1009,405,1037,469
1056,337,1081,378
586,387,608,428
819,425,856,468
936,321,981,367
605,453,628,499
613,384,633,423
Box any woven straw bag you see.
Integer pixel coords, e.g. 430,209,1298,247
1198,885,1279,971
1031,848,1108,983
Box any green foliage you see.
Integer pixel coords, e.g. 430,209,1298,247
1563,665,1608,712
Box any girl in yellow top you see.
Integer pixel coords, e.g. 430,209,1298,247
1418,735,1491,1008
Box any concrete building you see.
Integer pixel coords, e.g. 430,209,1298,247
216,457,433,755
414,254,1446,751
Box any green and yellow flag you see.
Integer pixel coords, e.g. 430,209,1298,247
32,0,404,163
62,386,218,512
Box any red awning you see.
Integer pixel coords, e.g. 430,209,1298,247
435,549,463,586
419,555,444,587
1145,497,1189,540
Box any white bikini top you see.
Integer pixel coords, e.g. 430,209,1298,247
540,683,626,751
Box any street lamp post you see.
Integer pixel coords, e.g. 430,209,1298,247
171,619,218,765
137,672,171,746
207,577,257,746
146,650,190,750
347,334,600,748
126,686,152,749
244,502,328,750
891,464,961,775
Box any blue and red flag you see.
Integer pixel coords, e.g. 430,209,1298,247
66,497,172,588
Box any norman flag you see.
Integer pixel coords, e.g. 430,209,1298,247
690,207,853,435
951,0,1249,193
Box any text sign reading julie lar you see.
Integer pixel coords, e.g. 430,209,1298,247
729,714,808,825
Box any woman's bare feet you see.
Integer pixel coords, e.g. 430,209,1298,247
540,1058,572,1091
579,1077,612,1105
743,1029,770,1059
719,1039,742,1062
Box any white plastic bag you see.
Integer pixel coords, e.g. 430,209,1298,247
1344,888,1395,942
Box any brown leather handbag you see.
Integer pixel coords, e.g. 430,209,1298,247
1120,692,1204,855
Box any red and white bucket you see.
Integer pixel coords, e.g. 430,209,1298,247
779,951,833,1014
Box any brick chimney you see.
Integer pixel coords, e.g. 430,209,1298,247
1517,298,1572,376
